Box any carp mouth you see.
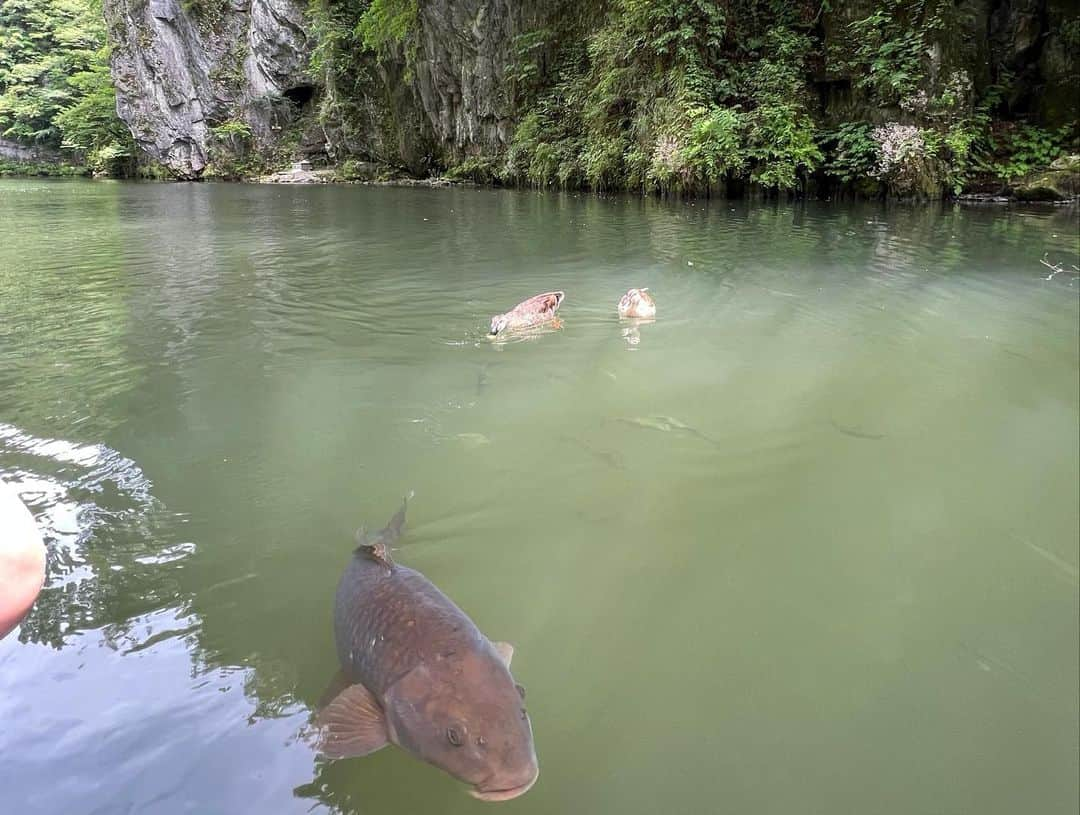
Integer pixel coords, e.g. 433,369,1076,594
468,773,538,802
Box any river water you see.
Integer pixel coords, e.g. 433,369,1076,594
1,179,1077,814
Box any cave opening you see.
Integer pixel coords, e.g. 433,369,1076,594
283,84,315,108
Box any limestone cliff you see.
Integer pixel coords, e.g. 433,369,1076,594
103,0,1077,183
105,0,311,178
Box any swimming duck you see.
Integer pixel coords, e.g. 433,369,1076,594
489,291,565,336
617,288,656,319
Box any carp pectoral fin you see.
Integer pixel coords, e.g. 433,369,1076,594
315,682,390,759
492,640,514,667
316,669,352,709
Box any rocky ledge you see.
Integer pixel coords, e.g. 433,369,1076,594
958,155,1080,204
255,161,454,187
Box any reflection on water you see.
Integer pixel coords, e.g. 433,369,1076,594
0,179,1077,815
0,421,184,648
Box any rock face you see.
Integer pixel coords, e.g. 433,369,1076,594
1013,160,1080,201
104,0,312,178
104,0,1076,182
0,139,62,163
312,0,551,176
411,0,529,161
104,0,557,178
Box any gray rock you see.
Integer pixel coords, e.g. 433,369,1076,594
1012,167,1080,201
105,0,310,178
0,138,62,163
104,0,556,178
411,0,525,161
1049,154,1080,172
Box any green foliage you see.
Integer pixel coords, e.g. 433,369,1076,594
503,0,823,193
445,155,500,184
979,123,1074,180
0,0,135,175
678,105,745,185
307,0,368,121
356,0,417,52
619,0,727,64
304,0,1077,197
0,158,87,176
53,50,134,174
1,0,104,144
746,103,821,189
823,122,879,183
210,119,253,143
338,157,379,180
205,118,257,177
307,0,413,163
508,28,553,105
845,3,926,105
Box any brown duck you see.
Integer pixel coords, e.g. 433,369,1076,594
489,291,565,336
617,288,656,319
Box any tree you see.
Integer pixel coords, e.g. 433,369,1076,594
0,0,134,173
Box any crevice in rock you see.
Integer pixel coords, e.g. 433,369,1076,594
283,84,314,108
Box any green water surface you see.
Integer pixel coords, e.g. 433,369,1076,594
1,179,1077,814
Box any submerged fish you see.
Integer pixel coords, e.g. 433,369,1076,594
619,415,720,447
315,496,538,802
559,435,625,470
454,432,492,448
829,419,885,441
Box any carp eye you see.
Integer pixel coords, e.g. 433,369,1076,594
447,727,463,747
515,683,526,700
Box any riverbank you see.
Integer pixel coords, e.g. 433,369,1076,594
254,155,1080,204
0,159,88,178
5,156,1078,206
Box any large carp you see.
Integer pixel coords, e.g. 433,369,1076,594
315,496,538,802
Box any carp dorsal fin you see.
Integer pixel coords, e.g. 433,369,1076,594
383,491,413,544
492,640,514,667
359,541,394,570
352,491,414,570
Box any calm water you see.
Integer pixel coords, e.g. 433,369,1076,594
1,179,1077,814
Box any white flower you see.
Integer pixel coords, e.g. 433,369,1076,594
871,123,925,179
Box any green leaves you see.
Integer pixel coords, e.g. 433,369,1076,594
822,122,878,183
679,105,745,184
0,0,133,174
846,2,926,105
503,1,825,193
356,0,417,52
746,103,821,190
979,123,1075,181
